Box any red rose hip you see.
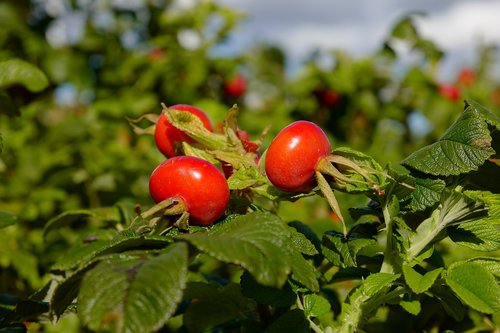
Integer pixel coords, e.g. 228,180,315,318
149,156,230,225
265,120,331,192
154,104,213,158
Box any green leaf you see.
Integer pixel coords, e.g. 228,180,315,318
288,225,319,256
303,294,331,317
0,59,49,92
51,250,156,318
240,271,296,308
391,15,419,42
467,100,500,130
0,92,20,117
402,265,443,294
362,273,400,296
43,210,95,239
406,178,446,211
448,219,500,251
288,221,322,256
465,190,500,218
51,231,171,273
50,270,85,318
385,165,416,200
288,252,319,292
265,309,309,333
78,242,188,333
183,282,248,333
400,297,421,316
227,167,264,190
0,211,16,229
184,212,293,288
445,261,500,314
402,101,498,176
466,257,500,278
321,223,378,268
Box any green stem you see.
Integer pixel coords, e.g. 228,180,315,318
379,202,395,274
338,287,406,333
406,221,444,262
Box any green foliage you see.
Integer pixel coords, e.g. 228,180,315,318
0,59,49,93
0,212,16,229
445,261,500,314
185,212,318,291
78,243,188,333
402,101,499,176
183,282,247,333
1,2,500,333
402,265,443,294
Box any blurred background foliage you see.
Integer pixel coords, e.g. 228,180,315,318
0,0,499,329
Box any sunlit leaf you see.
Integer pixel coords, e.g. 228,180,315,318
402,265,443,294
0,59,49,92
406,178,446,211
446,261,500,314
448,219,500,251
402,101,499,176
303,294,331,317
185,212,313,289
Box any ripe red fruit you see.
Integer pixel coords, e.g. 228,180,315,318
154,104,213,158
224,74,246,98
438,84,460,102
149,156,230,226
321,90,341,107
265,120,331,192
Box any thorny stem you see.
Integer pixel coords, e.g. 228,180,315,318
405,210,445,262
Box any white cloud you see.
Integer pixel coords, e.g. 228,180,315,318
416,1,500,49
215,0,500,77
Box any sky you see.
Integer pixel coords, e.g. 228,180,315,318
39,0,500,81
213,0,500,79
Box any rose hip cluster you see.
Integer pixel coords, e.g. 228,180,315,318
147,104,341,229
